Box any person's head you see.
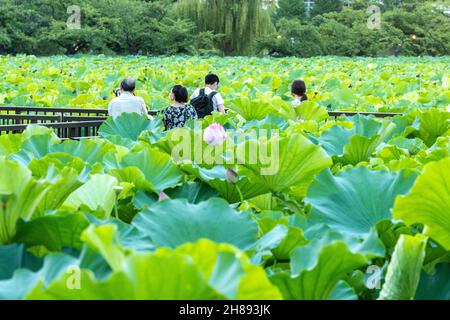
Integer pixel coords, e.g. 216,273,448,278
120,78,136,93
291,80,308,102
170,85,189,104
205,73,220,90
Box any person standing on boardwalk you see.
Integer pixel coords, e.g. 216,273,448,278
108,78,152,119
190,73,225,117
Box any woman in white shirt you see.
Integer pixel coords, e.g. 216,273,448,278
291,80,308,107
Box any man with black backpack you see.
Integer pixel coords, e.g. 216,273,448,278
190,74,225,118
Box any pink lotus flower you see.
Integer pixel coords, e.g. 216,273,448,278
203,123,227,146
226,168,239,184
158,192,170,202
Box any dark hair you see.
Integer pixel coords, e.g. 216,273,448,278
172,85,188,103
291,80,308,102
205,73,220,85
121,78,136,92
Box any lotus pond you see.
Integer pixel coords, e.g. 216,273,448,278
0,56,449,300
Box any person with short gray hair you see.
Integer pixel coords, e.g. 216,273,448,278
108,78,151,119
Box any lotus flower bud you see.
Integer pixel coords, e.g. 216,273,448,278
158,192,170,202
203,123,227,146
226,168,239,184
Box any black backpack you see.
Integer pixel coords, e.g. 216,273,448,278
191,89,218,119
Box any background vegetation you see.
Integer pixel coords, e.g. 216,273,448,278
0,0,448,56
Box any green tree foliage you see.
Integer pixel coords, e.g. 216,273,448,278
176,0,274,55
256,18,325,57
274,0,307,22
256,1,449,57
0,0,448,56
311,0,343,17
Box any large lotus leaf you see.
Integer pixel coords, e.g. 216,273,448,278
81,225,126,272
35,166,84,216
228,96,278,121
393,158,450,250
239,133,332,195
85,216,155,253
99,113,162,141
133,198,259,250
174,240,282,300
379,235,427,300
0,244,42,280
164,182,220,204
21,125,60,142
418,136,450,164
305,167,417,235
0,159,50,244
342,122,396,165
50,139,115,165
0,270,39,300
415,263,450,300
119,147,183,192
10,134,61,166
0,134,22,156
26,240,281,300
270,230,385,300
296,101,329,122
329,281,358,300
61,174,118,219
256,212,308,260
242,115,290,131
318,116,395,164
0,253,81,300
13,213,90,252
417,109,450,147
182,163,270,203
108,167,156,193
250,225,289,264
317,125,352,157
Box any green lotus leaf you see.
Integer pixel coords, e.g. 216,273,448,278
306,167,417,234
415,263,450,300
85,216,155,253
0,134,22,156
329,281,358,300
133,198,259,250
0,270,39,300
119,147,183,192
0,159,50,244
0,244,42,280
379,235,428,300
26,240,281,300
99,113,162,141
35,166,84,216
228,96,278,121
81,225,127,272
51,139,115,166
296,101,329,122
242,115,290,131
11,134,61,166
164,182,220,204
319,116,396,164
108,167,156,193
13,213,90,252
239,133,332,195
270,230,384,300
182,163,270,203
417,109,450,147
393,158,450,250
61,174,118,219
256,212,308,260
0,253,82,300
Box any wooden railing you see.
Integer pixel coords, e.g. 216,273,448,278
0,121,104,139
0,106,402,140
